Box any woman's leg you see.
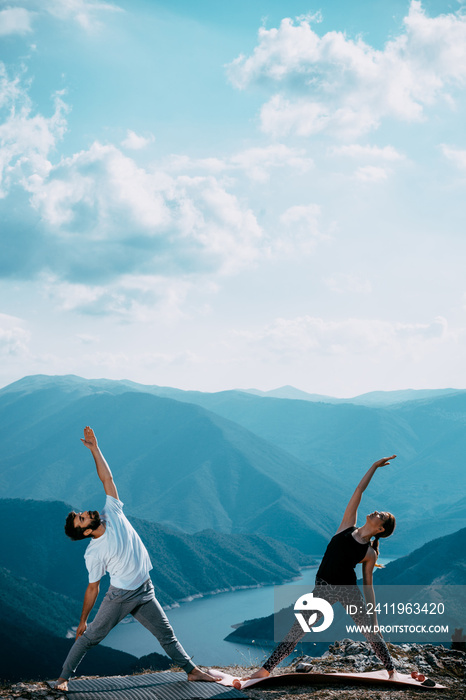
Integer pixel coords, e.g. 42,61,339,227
337,585,395,672
262,618,309,673
260,580,332,674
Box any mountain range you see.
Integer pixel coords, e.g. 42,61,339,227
1,374,464,554
243,385,461,406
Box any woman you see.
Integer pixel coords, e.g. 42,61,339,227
248,455,397,679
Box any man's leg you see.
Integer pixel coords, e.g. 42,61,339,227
58,588,132,682
133,597,220,682
132,596,196,673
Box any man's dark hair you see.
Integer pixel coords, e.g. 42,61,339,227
65,511,88,541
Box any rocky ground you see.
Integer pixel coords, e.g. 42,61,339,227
1,641,464,700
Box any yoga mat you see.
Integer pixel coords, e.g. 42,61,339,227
48,672,246,700
213,669,447,691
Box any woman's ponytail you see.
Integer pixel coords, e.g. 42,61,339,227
372,535,383,567
372,513,396,569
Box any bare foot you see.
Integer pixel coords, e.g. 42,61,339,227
244,667,270,680
187,667,220,682
53,679,69,691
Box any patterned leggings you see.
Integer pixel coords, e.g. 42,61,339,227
263,577,394,673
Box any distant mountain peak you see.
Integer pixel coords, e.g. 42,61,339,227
240,384,464,406
241,385,338,403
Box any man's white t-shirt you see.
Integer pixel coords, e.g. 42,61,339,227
84,495,153,590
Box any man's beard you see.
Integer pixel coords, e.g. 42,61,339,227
88,510,101,531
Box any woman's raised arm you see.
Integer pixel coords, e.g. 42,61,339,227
335,455,396,534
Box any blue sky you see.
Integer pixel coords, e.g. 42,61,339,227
1,0,466,395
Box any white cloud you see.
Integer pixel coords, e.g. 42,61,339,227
442,144,466,170
17,0,122,31
0,66,272,300
0,312,30,356
28,141,171,230
23,140,263,280
259,96,340,138
330,144,405,161
121,130,154,150
58,0,122,30
77,348,200,373
167,143,313,182
228,2,466,138
0,70,273,311
280,203,322,231
276,204,327,255
235,315,453,359
0,65,68,197
329,144,403,181
229,143,313,181
354,165,390,182
0,63,23,109
0,7,34,35
44,273,193,322
177,173,263,272
167,154,227,174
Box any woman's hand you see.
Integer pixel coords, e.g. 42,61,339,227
336,454,396,535
372,455,396,469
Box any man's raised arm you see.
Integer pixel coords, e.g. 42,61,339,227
81,426,119,499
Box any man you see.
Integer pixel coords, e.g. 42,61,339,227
54,426,218,690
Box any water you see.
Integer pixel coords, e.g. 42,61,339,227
103,558,392,666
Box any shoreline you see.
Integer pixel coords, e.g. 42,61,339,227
163,563,320,610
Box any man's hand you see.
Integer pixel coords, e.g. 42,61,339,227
81,426,98,450
76,621,87,639
373,455,396,469
82,427,118,499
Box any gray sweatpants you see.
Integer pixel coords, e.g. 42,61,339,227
60,579,195,679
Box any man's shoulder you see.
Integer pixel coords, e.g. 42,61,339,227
84,539,98,557
104,495,124,512
101,496,124,523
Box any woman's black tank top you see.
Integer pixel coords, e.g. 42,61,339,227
316,526,369,585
